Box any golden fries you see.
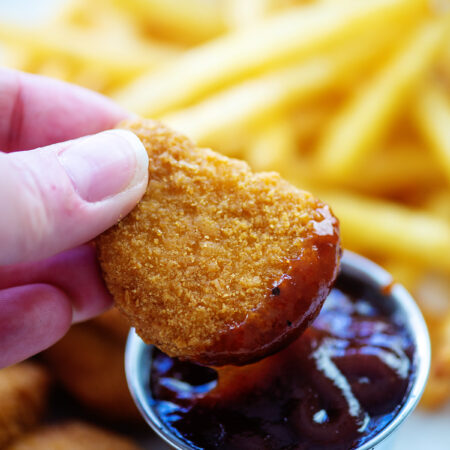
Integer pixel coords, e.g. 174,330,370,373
414,83,450,182
341,144,445,197
427,190,450,222
320,191,450,272
115,0,226,44
56,0,137,40
113,0,427,116
0,21,178,89
161,58,337,149
0,43,28,71
224,0,279,28
315,18,448,178
245,117,297,171
162,29,404,149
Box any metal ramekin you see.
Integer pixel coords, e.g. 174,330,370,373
125,251,431,450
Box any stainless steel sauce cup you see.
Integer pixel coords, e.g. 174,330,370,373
125,251,431,450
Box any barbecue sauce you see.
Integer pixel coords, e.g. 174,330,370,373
150,274,414,449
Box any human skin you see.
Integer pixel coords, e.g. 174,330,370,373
0,68,149,369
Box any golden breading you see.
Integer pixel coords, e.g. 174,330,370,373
0,363,50,448
42,322,141,423
97,119,340,366
6,422,140,450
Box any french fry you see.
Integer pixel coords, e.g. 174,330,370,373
245,117,297,171
57,0,137,41
282,143,444,199
0,22,177,82
225,0,278,28
114,0,427,117
34,60,76,84
318,191,450,272
161,58,334,149
275,159,318,197
438,33,450,89
0,43,29,71
413,83,450,182
70,67,113,94
381,258,423,292
341,144,445,196
426,189,450,222
162,30,402,149
291,104,336,154
436,315,450,377
421,311,450,409
115,0,226,44
315,18,448,178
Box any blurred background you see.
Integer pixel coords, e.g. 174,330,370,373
0,0,449,448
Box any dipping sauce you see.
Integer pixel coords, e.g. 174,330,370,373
150,274,414,450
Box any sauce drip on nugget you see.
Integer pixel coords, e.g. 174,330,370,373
96,119,340,366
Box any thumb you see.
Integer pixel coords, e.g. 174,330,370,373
0,129,148,265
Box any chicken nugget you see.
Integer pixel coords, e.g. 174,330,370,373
97,119,340,366
42,321,141,423
6,422,140,450
0,362,50,448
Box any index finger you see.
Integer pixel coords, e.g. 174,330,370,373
0,68,129,152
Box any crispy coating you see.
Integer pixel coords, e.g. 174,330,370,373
6,422,140,450
0,363,50,448
42,320,141,423
97,119,340,365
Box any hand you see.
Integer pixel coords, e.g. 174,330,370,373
0,68,148,368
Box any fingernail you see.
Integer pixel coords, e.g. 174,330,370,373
58,130,148,202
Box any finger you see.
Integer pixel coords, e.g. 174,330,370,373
0,245,113,323
0,284,72,369
0,67,129,152
0,129,148,265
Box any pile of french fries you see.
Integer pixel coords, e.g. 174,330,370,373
1,0,449,408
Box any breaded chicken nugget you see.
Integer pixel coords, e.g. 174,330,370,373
97,119,340,366
0,363,50,448
6,422,140,450
42,321,141,423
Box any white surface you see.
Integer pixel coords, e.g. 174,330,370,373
393,407,450,450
